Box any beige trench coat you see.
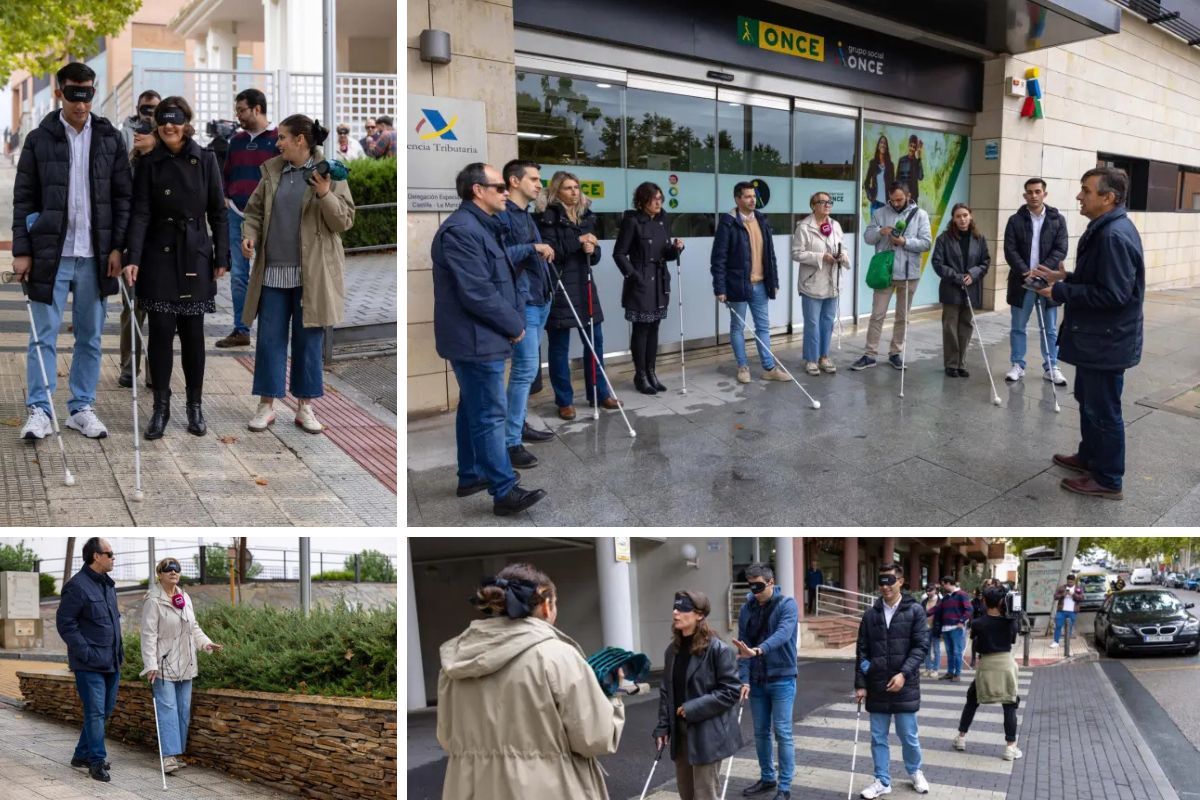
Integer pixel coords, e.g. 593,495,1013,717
241,147,355,329
138,582,213,681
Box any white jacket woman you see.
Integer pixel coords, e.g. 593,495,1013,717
792,192,851,374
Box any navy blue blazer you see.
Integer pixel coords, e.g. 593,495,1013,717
56,566,124,673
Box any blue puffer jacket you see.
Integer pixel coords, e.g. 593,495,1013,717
1051,206,1144,371
56,566,124,674
736,588,798,685
432,202,525,363
710,210,779,303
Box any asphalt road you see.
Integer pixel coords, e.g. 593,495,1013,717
405,658,855,800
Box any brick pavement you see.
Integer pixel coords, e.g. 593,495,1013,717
0,660,63,701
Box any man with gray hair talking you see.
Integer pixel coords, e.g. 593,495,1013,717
1031,166,1144,500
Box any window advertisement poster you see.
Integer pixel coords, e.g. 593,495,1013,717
1025,559,1064,616
857,123,970,314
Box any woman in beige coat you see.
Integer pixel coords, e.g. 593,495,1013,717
140,557,223,774
792,191,850,376
240,114,355,434
437,563,626,799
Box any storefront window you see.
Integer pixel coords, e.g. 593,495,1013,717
516,72,623,167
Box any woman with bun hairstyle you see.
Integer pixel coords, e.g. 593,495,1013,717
437,563,626,799
240,115,355,434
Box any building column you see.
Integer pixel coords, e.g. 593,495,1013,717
794,537,806,621
930,550,941,585
881,537,896,566
908,546,922,592
777,536,795,605
406,540,427,710
842,537,859,595
206,21,238,71
596,538,635,652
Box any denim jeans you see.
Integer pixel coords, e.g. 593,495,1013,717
505,301,551,447
925,633,942,672
1074,367,1126,490
451,359,517,500
1054,610,1078,643
801,294,838,362
942,626,966,676
26,257,106,416
728,281,776,370
869,711,922,786
152,678,193,757
251,286,325,399
228,212,252,334
750,678,795,790
1009,290,1058,371
73,670,119,766
547,324,611,407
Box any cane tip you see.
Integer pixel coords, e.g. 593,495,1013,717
629,430,637,438
63,473,76,486
811,400,821,410
133,490,145,502
992,397,1002,406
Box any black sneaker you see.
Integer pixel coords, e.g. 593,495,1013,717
771,791,791,800
117,373,133,388
89,762,112,782
849,355,876,371
889,354,906,370
494,485,547,516
521,422,555,443
742,780,778,796
71,757,110,769
944,368,958,377
508,445,539,468
957,368,970,378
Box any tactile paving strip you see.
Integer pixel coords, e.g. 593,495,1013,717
327,356,397,413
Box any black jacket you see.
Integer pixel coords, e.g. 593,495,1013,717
931,231,990,308
55,566,124,674
613,209,682,315
710,210,779,303
1003,205,1069,307
11,111,133,304
654,637,742,765
536,203,603,331
854,594,929,715
127,139,229,304
1051,206,1145,371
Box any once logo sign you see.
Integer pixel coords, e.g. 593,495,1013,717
751,178,771,209
836,42,885,76
737,16,824,62
415,109,459,141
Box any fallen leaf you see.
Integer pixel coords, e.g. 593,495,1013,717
56,370,66,377
0,418,22,427
218,435,238,444
734,424,744,430
344,649,355,661
254,478,268,486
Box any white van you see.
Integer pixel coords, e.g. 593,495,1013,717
1130,567,1153,586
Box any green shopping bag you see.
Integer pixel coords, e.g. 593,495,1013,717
866,250,895,290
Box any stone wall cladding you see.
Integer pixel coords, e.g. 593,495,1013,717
18,670,397,800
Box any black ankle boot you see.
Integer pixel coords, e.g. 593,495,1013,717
634,372,657,395
647,363,667,392
145,389,171,440
185,386,207,436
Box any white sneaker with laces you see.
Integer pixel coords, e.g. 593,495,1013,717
163,756,180,774
954,733,967,751
20,407,52,440
1050,641,1060,648
294,402,325,434
1005,363,1025,382
1004,744,1024,761
911,770,930,794
248,402,277,432
65,406,108,439
860,779,892,799
1045,367,1067,386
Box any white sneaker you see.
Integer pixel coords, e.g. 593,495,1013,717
65,406,108,439
1005,363,1025,382
1003,744,1023,761
294,402,325,434
1045,367,1067,386
162,755,180,774
1050,641,1060,648
860,779,892,799
736,365,751,384
248,402,277,432
953,733,967,751
911,770,930,794
20,407,52,440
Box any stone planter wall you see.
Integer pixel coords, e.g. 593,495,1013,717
18,670,397,800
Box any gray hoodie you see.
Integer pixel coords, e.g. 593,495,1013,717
864,201,933,281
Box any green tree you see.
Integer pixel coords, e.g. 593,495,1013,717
192,544,263,581
1007,537,1105,557
345,550,396,583
0,1,142,85
0,540,37,571
1100,537,1195,564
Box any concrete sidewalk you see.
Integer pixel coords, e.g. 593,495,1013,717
408,287,1200,526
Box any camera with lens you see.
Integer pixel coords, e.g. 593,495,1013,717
308,159,350,183
205,119,240,171
132,118,154,136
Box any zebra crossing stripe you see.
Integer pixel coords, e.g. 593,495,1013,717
796,715,1013,746
823,702,1021,726
790,734,1014,774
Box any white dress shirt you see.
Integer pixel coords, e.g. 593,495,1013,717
1027,207,1046,273
60,112,94,259
882,593,902,628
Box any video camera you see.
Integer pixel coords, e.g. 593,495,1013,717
132,118,154,136
205,119,240,171
309,159,350,182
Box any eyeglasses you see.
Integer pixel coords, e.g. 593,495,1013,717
813,200,833,206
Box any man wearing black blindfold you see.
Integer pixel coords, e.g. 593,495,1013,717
731,564,798,800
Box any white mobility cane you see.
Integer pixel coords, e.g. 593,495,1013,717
847,698,863,800
118,279,146,501
586,267,599,420
675,252,687,394
718,700,746,800
150,673,168,790
898,279,910,399
962,285,1003,407
725,303,820,410
1033,294,1063,413
638,740,667,800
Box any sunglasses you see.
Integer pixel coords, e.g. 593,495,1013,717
479,182,508,193
159,562,181,574
98,551,114,558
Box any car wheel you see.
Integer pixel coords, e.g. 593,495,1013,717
1105,631,1121,657
1188,643,1200,657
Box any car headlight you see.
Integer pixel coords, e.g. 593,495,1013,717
1110,625,1133,635
1184,619,1199,631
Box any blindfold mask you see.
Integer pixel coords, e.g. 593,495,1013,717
749,581,768,595
877,574,898,587
138,104,158,117
673,593,697,613
155,107,187,126
159,561,181,574
62,85,96,103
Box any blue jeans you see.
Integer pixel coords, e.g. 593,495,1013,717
451,359,517,500
728,281,776,370
925,633,942,672
251,286,325,399
547,324,611,407
750,678,795,790
801,294,838,362
942,626,966,676
1009,290,1058,371
870,711,922,786
1054,610,1078,643
505,301,550,447
1075,367,1126,490
152,678,193,757
26,257,106,416
228,213,252,334
73,670,119,766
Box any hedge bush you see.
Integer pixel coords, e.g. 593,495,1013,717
313,570,355,582
342,156,396,250
121,601,397,700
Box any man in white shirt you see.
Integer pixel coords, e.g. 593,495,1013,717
1051,574,1084,648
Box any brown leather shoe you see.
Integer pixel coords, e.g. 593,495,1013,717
1061,475,1122,500
558,405,576,420
1052,453,1088,473
599,397,622,410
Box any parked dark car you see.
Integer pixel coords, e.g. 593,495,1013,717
1186,573,1200,592
1094,589,1200,657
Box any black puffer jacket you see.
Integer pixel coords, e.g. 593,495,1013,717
654,637,742,765
536,203,603,331
854,594,929,715
613,209,682,315
1003,204,1068,308
11,111,133,304
126,138,229,304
